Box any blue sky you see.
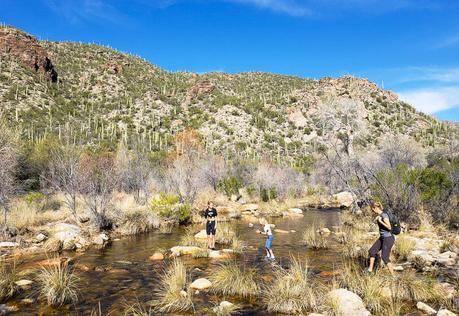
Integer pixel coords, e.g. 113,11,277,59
2,0,459,122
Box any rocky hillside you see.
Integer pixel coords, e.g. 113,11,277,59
0,26,457,163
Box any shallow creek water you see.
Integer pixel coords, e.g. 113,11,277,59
12,208,342,315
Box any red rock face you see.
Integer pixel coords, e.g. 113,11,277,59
0,27,58,82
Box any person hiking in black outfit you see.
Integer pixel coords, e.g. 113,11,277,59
204,201,218,250
368,202,395,276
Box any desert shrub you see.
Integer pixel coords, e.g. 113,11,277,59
210,261,260,298
263,257,317,314
150,193,190,223
0,260,19,302
118,209,160,235
302,223,328,249
395,271,445,303
216,223,237,245
24,191,46,206
218,176,242,197
394,234,415,261
153,259,193,313
38,262,79,307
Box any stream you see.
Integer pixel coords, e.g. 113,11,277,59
10,208,342,315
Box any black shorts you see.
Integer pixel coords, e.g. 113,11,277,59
369,235,395,264
206,221,216,235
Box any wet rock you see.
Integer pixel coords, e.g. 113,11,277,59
107,268,129,274
288,208,303,214
437,309,458,316
170,246,203,256
149,253,164,261
194,230,208,239
190,278,212,290
333,191,354,208
0,242,19,248
239,203,259,212
180,290,188,297
436,251,458,266
75,264,92,272
93,233,109,245
416,301,436,315
248,223,254,228
326,289,370,316
220,301,234,308
62,239,76,251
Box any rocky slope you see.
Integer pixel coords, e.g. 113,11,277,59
0,26,457,163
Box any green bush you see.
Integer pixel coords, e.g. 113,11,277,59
218,176,242,197
24,191,46,205
150,193,191,224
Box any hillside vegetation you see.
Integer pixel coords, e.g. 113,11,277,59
1,26,457,168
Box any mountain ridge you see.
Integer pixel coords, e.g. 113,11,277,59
0,26,457,165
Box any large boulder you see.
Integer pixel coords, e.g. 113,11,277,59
190,278,212,290
326,289,370,316
52,223,81,243
332,192,354,208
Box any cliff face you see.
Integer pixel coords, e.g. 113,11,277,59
0,27,57,82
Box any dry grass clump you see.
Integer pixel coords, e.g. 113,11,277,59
263,257,318,314
216,223,236,245
395,271,445,303
192,248,210,258
302,223,328,249
230,236,244,253
394,234,415,261
44,237,63,253
8,199,69,230
117,209,160,236
159,221,174,234
339,260,387,314
212,302,240,316
152,259,193,313
122,301,152,316
38,261,79,307
0,260,20,302
210,261,260,298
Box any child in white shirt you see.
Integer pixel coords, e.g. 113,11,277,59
257,217,275,260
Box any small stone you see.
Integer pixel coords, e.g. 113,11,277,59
239,203,259,212
15,279,33,287
327,289,370,316
180,290,187,297
288,208,303,215
149,253,165,261
0,242,19,248
248,223,254,228
190,278,212,290
437,308,458,316
440,282,457,299
35,233,48,243
394,265,404,271
416,302,436,315
220,301,234,308
290,230,296,233
21,298,34,304
318,228,331,235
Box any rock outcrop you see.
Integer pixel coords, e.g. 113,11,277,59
0,26,58,82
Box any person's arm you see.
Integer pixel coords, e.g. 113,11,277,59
378,215,391,230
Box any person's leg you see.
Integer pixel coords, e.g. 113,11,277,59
382,236,395,276
211,223,216,249
368,238,382,272
206,222,212,249
265,237,271,258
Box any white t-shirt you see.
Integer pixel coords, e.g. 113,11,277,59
264,223,273,236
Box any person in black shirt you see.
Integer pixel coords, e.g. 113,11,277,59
204,201,218,250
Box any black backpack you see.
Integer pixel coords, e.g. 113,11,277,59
385,211,401,235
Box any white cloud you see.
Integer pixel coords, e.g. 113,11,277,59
399,86,459,114
436,34,459,49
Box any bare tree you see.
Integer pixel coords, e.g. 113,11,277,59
79,154,118,230
46,145,83,221
115,143,152,204
379,134,426,169
0,121,18,230
201,155,227,191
